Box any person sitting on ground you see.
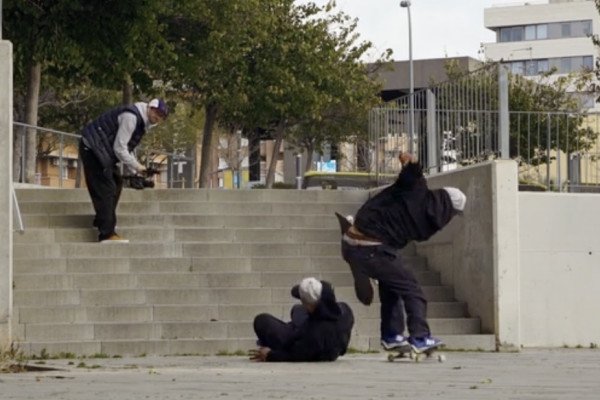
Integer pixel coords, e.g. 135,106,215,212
250,277,354,362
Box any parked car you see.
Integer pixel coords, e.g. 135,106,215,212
302,171,396,190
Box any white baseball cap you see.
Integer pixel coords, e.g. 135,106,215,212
443,187,467,212
291,277,323,305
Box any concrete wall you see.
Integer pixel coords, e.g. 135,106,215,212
483,0,598,67
519,193,600,347
416,161,520,350
484,1,597,27
0,41,14,347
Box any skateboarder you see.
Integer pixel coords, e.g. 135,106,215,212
78,98,169,243
338,152,466,354
250,277,354,362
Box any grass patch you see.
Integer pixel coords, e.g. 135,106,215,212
216,350,247,356
0,343,28,373
345,347,379,354
90,353,110,359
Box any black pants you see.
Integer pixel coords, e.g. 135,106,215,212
253,304,309,350
342,241,430,339
79,141,123,241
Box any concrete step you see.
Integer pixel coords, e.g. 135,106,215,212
13,269,442,291
14,227,346,244
21,214,350,229
16,333,496,358
15,317,481,343
13,255,428,276
13,285,456,308
14,243,184,259
16,188,368,204
15,301,467,325
18,201,361,217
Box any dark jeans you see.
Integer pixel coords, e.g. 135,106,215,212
79,141,123,241
341,241,430,339
253,304,309,350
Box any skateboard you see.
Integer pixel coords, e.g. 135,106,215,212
334,212,352,234
386,344,446,363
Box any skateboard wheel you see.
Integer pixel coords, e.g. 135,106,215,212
387,354,395,362
437,354,446,363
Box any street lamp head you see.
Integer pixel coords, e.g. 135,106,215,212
400,1,411,7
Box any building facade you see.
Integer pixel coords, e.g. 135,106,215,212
483,0,599,108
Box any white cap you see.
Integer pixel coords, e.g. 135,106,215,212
298,277,323,305
443,187,467,212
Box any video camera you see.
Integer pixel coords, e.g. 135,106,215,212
124,168,159,190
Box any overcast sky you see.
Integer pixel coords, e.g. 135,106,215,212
300,0,503,62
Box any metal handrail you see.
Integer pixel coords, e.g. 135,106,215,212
12,185,24,234
13,122,78,188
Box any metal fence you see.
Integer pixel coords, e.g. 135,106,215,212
368,63,600,192
12,123,197,189
369,63,507,176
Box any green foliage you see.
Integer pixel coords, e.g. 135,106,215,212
0,343,27,373
443,61,598,164
142,100,204,154
6,0,387,185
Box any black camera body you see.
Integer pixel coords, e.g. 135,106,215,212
127,176,155,190
124,168,159,190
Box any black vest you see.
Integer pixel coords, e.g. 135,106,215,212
81,105,146,168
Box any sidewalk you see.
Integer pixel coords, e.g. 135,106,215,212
1,349,599,400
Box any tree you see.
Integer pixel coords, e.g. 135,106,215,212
4,0,173,183
165,0,272,188
232,1,386,186
442,60,597,166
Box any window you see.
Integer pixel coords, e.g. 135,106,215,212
537,59,549,73
582,20,592,36
525,60,537,76
560,57,572,73
500,27,511,42
561,23,571,38
511,61,525,75
511,27,524,41
525,25,536,40
536,24,548,40
582,56,594,70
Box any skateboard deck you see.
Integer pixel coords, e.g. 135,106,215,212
386,344,446,363
334,212,352,235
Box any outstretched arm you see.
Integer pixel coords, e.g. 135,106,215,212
395,152,424,189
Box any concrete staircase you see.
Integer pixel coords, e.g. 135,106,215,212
12,188,495,357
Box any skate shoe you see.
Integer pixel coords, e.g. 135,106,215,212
100,233,129,244
409,335,443,353
381,334,409,350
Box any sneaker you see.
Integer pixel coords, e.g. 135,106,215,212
100,234,129,244
381,334,409,350
409,336,443,353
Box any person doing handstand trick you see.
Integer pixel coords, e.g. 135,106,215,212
337,152,466,354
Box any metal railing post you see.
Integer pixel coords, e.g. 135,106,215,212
426,89,437,174
498,64,510,159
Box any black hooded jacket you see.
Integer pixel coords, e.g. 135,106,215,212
266,281,354,362
353,162,456,249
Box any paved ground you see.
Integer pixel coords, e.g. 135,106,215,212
1,349,599,400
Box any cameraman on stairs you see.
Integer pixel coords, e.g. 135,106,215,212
78,99,169,243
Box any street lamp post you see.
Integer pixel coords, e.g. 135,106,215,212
400,0,414,154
